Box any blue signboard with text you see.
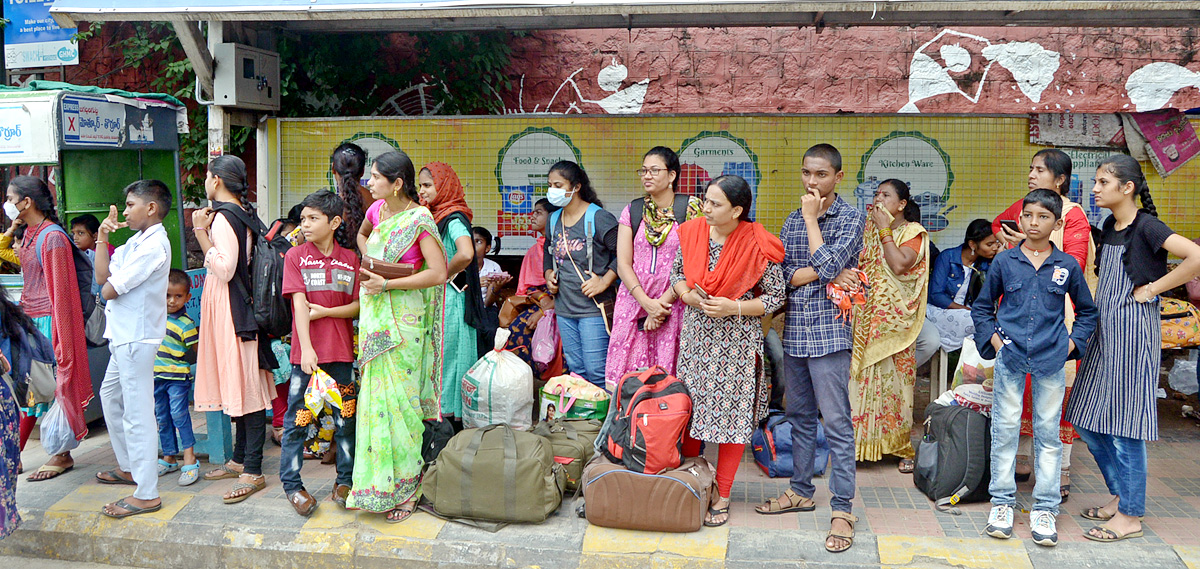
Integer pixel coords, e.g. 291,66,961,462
4,0,79,69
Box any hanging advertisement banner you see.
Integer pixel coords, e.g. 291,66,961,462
3,0,80,70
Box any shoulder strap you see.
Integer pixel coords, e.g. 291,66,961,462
629,197,646,235
673,194,691,226
35,223,67,260
549,210,561,272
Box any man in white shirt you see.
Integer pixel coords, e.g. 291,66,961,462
93,179,173,518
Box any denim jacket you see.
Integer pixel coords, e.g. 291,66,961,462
929,244,990,309
971,244,1098,377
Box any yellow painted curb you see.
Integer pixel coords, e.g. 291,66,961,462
46,485,192,522
582,525,728,559
358,510,445,539
1176,545,1200,569
878,535,1033,569
301,504,361,531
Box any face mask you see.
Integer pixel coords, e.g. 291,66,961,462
3,201,20,221
547,186,574,207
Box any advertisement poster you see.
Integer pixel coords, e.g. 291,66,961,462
3,0,79,69
1029,113,1125,148
272,115,1200,252
1121,109,1200,177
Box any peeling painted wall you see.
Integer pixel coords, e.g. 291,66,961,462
500,26,1200,114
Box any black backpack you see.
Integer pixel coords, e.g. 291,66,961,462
250,219,294,339
629,194,692,235
914,402,991,513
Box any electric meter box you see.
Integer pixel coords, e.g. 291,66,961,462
212,43,281,111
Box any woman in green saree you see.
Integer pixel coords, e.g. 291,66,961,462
351,150,449,523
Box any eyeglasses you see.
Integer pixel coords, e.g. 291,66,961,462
636,167,667,177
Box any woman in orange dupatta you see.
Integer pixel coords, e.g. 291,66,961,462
843,179,930,471
671,175,785,527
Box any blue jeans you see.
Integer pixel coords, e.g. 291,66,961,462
154,379,196,456
784,351,856,513
557,315,610,388
1075,425,1147,517
280,362,356,494
990,350,1065,513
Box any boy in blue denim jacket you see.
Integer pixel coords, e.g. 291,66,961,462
972,189,1098,547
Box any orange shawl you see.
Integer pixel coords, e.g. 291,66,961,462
679,217,785,300
421,162,473,224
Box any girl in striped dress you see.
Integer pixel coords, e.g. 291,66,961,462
1064,155,1200,542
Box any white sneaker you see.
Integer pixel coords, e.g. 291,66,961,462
986,504,1014,539
1030,509,1058,547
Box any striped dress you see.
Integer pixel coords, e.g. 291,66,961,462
1064,242,1161,441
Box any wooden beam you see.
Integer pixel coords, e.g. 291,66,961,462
172,21,214,98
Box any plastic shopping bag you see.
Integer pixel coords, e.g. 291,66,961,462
304,367,344,417
952,336,994,390
41,400,80,456
462,328,535,430
532,309,559,364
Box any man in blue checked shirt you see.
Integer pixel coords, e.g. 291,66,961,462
755,144,866,554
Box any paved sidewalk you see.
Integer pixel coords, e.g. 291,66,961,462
2,392,1199,568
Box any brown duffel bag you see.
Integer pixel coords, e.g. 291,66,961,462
581,454,716,533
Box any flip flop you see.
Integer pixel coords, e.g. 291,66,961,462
223,475,266,504
1081,507,1114,521
386,505,415,524
26,464,72,482
898,459,915,474
102,498,162,519
204,463,243,481
704,504,731,527
96,469,137,485
1084,524,1143,542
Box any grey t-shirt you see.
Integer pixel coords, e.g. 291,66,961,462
543,207,619,318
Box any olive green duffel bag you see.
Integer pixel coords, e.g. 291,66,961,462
424,424,565,523
532,418,602,493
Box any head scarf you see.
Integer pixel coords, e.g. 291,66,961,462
421,162,473,224
679,217,785,300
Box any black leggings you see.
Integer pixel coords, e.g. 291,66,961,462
231,410,268,476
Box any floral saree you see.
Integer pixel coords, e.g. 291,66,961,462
346,206,446,512
849,220,929,462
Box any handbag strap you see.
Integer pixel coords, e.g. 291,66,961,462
552,384,578,415
502,427,518,519
461,425,498,516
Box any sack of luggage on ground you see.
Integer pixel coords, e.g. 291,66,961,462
424,424,565,523
1160,297,1200,349
751,410,829,478
462,329,535,430
539,373,610,421
601,366,692,474
914,402,991,513
531,417,602,492
581,454,716,533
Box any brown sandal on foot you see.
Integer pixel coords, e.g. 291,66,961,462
204,462,244,481
223,475,266,504
386,501,415,523
826,511,858,553
755,489,816,515
898,459,915,474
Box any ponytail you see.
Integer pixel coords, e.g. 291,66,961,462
331,143,367,250
1138,183,1158,217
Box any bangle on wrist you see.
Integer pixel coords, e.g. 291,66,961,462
630,283,643,295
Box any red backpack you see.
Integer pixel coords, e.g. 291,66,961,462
601,366,692,474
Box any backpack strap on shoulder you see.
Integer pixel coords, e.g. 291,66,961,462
629,197,646,235
548,209,561,272
672,194,691,226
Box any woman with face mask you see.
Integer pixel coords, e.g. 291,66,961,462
6,176,91,484
542,161,619,389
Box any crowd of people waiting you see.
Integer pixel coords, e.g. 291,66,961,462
0,140,1198,554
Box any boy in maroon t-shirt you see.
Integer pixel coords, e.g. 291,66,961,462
279,190,360,517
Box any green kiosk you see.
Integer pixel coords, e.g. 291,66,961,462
0,83,233,462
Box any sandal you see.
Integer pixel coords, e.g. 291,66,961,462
755,489,816,515
1084,524,1143,542
387,501,415,524
96,469,137,485
102,498,163,519
223,475,266,504
204,462,244,481
27,463,73,482
704,498,731,527
1081,507,1113,521
898,459,915,474
825,511,858,553
178,463,201,487
157,459,180,477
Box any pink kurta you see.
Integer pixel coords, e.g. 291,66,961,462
604,204,687,386
193,214,274,417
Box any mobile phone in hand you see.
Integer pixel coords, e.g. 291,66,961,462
694,285,710,299
1000,219,1020,234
